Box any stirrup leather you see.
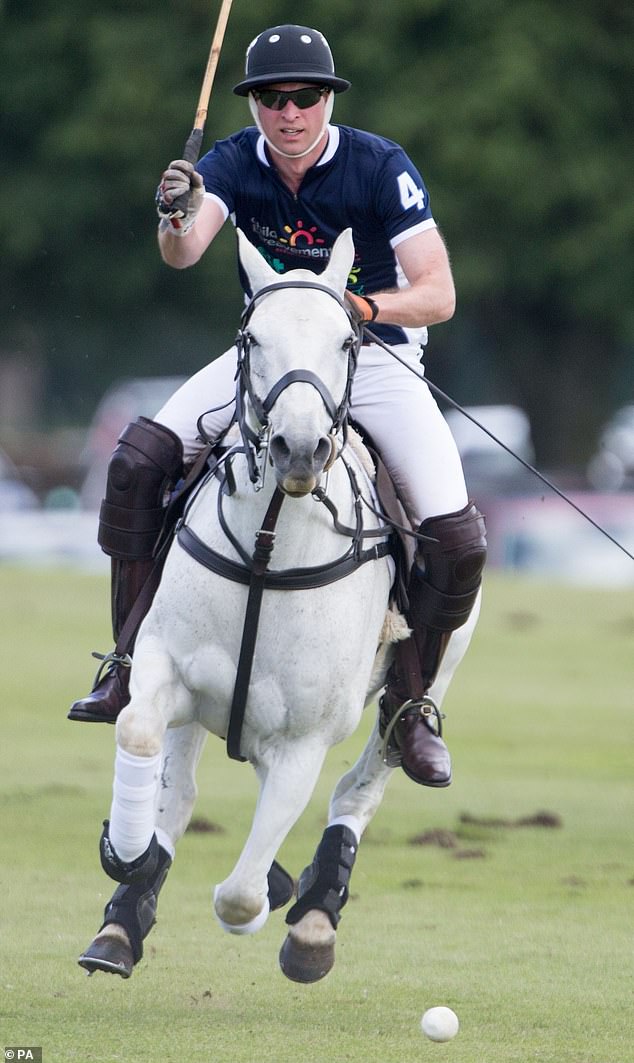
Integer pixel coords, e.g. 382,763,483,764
380,694,445,768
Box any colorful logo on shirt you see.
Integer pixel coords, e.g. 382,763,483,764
279,220,326,248
254,232,367,291
347,265,362,291
250,217,330,265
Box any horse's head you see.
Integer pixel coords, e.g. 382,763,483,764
236,229,358,497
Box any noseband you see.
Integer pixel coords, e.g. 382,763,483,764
235,281,362,483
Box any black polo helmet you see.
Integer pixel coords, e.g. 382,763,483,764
233,25,351,96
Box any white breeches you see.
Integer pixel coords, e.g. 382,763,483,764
155,341,468,525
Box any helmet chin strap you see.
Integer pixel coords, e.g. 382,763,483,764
248,91,335,159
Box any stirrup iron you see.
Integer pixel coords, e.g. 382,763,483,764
380,694,444,768
90,650,132,688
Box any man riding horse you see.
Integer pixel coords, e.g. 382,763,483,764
69,23,486,790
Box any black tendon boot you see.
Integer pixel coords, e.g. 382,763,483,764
68,418,183,724
380,502,487,786
78,844,172,978
78,851,293,979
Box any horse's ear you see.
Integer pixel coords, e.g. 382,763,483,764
236,228,278,293
321,228,355,295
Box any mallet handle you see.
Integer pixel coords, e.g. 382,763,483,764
171,0,234,212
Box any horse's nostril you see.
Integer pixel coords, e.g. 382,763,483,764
313,437,332,469
270,434,292,464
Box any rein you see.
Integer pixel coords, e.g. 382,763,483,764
363,325,634,564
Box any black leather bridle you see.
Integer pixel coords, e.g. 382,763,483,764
234,280,362,483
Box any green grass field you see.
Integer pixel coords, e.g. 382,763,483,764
0,566,632,1063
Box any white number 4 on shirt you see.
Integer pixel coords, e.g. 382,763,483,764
397,171,425,211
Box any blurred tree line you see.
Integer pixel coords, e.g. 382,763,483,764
1,0,633,465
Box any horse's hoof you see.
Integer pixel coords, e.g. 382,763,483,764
78,932,134,979
279,933,335,983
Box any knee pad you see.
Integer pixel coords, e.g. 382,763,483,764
98,417,183,560
411,502,487,632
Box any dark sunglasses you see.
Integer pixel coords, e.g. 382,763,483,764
253,87,328,111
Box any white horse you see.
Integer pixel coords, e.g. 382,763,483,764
79,229,474,983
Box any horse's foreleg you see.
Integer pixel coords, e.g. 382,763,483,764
105,639,190,870
279,720,393,983
155,720,209,850
79,721,207,979
213,740,329,935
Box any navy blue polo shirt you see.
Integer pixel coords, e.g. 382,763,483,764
197,124,437,346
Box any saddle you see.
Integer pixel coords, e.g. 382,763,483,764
346,422,414,615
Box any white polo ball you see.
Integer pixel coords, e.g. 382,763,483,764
421,1005,460,1042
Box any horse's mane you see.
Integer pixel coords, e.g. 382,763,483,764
346,426,376,482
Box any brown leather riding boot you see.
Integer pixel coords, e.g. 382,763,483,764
68,418,184,725
68,655,132,724
379,502,487,787
68,557,156,724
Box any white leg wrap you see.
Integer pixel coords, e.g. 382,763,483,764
328,814,362,845
109,748,161,863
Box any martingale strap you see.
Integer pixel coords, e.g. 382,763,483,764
225,487,286,761
177,522,391,591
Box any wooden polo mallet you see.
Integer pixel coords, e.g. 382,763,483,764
169,0,234,217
